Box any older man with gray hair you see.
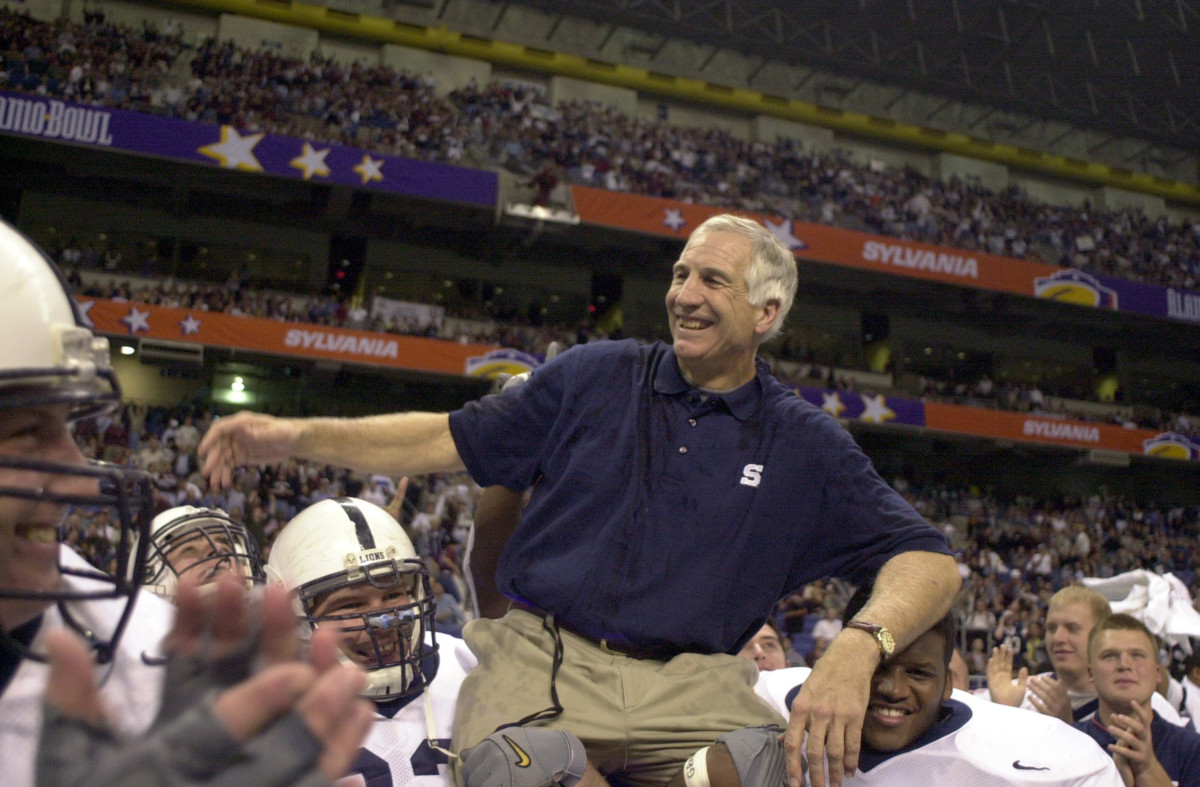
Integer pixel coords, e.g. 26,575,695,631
201,214,959,787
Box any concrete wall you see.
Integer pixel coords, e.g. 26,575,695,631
216,13,318,60
937,153,1009,193
1101,186,1167,217
635,97,752,140
843,139,934,177
1011,174,1098,209
111,354,207,407
753,115,835,151
384,45,492,95
3,0,63,22
62,0,218,44
317,35,381,67
549,76,636,114
20,193,330,289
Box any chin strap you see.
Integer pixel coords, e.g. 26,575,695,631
426,689,459,763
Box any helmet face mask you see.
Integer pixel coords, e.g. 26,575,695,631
139,507,266,600
0,453,154,603
267,497,438,702
300,559,435,685
0,220,154,664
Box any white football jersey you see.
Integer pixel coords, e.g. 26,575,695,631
756,667,1123,786
338,634,472,787
0,547,174,787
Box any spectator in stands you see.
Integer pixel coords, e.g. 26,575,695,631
737,621,789,672
359,475,389,508
1023,620,1049,674
1074,614,1200,786
173,413,201,455
811,605,844,643
993,608,1024,658
135,432,173,470
965,637,988,675
988,586,1111,722
964,597,998,643
433,576,469,638
6,7,1200,301
987,586,1185,727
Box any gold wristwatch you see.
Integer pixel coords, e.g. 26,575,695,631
846,620,896,657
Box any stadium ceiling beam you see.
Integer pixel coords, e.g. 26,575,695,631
497,0,1199,152
490,1,510,31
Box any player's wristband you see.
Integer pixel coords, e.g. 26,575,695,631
684,747,711,787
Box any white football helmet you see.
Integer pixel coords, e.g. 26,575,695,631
135,506,265,600
0,220,154,663
266,497,437,701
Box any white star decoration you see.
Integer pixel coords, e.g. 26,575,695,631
859,393,896,424
763,218,806,250
290,143,331,180
663,208,686,232
821,392,846,417
75,300,95,329
199,126,265,172
180,314,201,336
120,306,150,335
353,154,384,185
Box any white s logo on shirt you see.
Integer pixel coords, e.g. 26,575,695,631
740,464,763,487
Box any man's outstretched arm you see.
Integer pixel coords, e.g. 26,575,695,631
200,410,464,489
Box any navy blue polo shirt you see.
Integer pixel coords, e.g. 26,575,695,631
449,340,948,655
1075,714,1200,787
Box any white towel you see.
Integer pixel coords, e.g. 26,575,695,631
1083,570,1200,651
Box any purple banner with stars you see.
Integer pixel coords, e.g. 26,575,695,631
0,91,496,206
794,386,927,427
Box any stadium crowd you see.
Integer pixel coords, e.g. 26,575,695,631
3,8,1200,296
63,395,1200,687
66,400,478,622
8,10,1200,787
61,264,1200,442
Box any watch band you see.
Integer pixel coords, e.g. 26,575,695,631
846,620,896,657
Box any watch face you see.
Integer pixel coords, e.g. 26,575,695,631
879,629,896,655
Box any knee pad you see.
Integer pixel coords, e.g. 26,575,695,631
707,725,789,787
461,727,587,787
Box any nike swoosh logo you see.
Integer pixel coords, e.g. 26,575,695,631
1012,761,1050,771
503,735,532,768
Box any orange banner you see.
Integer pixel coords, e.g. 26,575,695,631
571,186,1061,297
79,298,1199,459
78,298,499,377
923,402,1166,455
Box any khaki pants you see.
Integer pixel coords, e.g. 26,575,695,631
451,610,785,787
